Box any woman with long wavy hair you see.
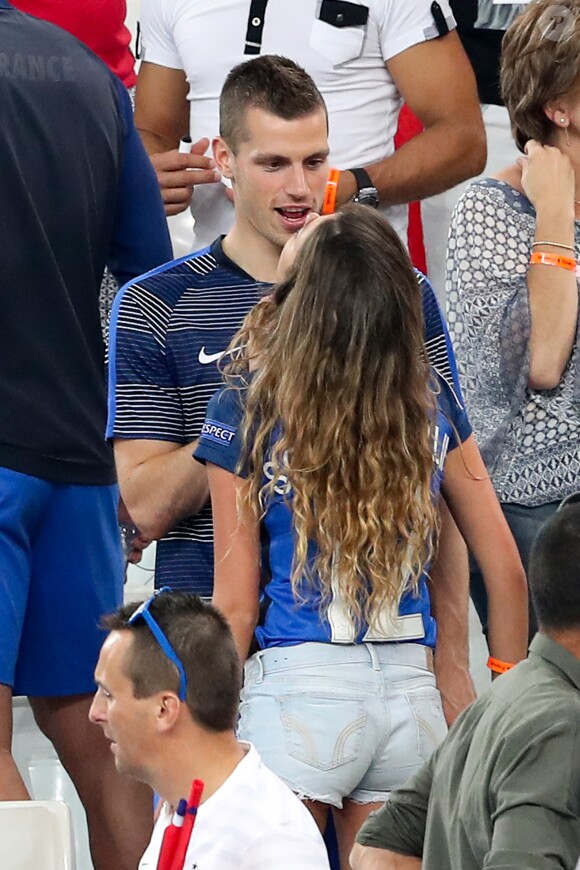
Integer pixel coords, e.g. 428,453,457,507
194,205,527,866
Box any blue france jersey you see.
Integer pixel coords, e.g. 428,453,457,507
195,273,472,648
107,239,264,595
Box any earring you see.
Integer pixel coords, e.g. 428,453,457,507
561,118,571,147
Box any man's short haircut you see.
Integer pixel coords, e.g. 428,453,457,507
219,55,327,151
102,591,242,732
501,0,580,152
529,503,580,631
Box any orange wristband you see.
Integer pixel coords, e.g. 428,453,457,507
487,656,515,675
529,251,577,272
321,168,341,215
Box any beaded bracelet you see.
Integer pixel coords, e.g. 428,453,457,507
321,168,341,215
487,656,515,675
529,251,577,272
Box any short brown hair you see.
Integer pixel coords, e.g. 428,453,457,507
219,55,327,151
529,502,580,631
102,592,242,733
501,0,580,151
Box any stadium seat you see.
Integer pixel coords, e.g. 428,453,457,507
0,800,75,869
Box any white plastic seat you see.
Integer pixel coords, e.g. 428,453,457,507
0,800,75,870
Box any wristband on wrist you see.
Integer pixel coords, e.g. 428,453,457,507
321,168,341,215
529,251,577,272
487,656,515,675
531,241,576,253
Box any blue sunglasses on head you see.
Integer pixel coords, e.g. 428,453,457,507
127,586,187,702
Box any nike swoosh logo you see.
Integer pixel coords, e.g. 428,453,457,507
198,347,226,365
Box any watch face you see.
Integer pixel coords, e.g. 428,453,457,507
354,187,379,209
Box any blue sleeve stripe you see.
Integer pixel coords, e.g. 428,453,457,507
106,280,128,438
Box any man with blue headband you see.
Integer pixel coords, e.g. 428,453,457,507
90,589,330,869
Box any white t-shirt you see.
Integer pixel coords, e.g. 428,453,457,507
141,0,455,249
138,744,330,870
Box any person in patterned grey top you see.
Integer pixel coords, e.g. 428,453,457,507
447,0,580,636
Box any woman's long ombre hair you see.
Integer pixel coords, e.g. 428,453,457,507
227,205,438,633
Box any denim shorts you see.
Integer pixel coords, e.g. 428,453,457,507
238,642,446,808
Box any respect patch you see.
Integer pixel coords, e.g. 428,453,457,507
201,419,237,446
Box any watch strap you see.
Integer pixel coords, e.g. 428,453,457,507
348,167,374,193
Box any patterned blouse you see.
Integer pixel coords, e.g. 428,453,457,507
446,178,580,506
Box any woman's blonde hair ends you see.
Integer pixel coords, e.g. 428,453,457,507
226,205,438,633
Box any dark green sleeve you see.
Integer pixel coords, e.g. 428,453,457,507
355,756,435,855
484,721,580,869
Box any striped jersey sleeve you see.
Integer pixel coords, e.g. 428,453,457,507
107,278,184,441
106,244,263,445
194,384,248,475
418,270,466,408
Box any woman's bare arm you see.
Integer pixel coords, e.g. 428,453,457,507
442,436,528,666
207,463,261,661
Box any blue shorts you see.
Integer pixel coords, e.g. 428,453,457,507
238,642,446,808
0,467,123,696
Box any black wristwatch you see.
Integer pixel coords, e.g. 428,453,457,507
348,167,379,209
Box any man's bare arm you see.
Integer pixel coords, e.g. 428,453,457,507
350,844,421,869
430,499,476,725
135,61,189,154
114,438,209,541
337,32,486,205
352,753,434,868
134,62,220,215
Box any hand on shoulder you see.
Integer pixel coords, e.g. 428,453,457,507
504,139,576,216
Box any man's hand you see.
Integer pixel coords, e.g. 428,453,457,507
134,64,221,214
125,530,152,566
150,137,222,216
118,498,152,566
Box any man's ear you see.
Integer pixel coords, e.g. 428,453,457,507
213,136,235,181
154,692,181,733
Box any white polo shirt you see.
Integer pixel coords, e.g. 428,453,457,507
138,743,330,869
141,0,456,249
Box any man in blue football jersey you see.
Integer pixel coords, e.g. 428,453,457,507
108,54,477,723
108,55,330,596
